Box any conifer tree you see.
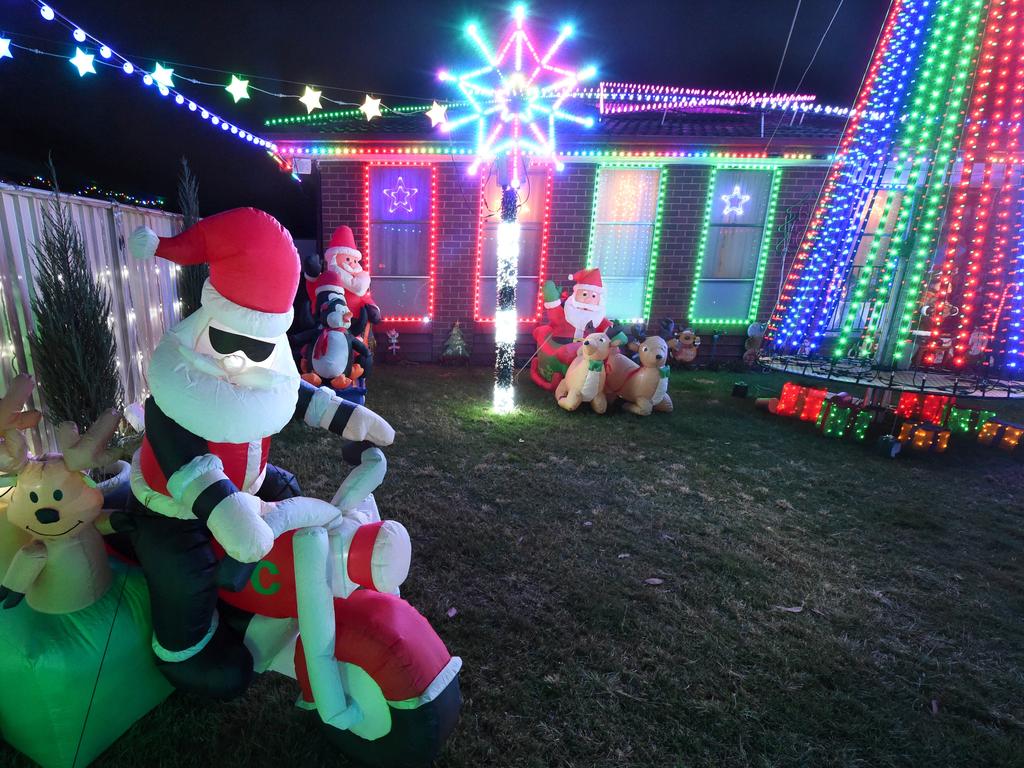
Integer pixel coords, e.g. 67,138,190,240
28,161,121,429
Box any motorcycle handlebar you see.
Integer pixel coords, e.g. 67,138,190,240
216,445,388,592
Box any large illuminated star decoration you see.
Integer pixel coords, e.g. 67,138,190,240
438,4,596,183
383,176,418,214
721,185,751,217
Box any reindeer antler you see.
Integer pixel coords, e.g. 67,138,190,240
56,409,122,473
0,374,41,474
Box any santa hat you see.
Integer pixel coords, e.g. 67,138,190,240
128,208,299,338
325,225,361,262
310,266,348,301
569,268,603,294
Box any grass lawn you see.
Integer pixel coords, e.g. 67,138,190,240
4,364,1024,767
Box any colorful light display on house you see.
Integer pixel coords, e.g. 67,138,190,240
768,0,1024,373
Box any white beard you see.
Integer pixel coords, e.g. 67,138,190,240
564,295,606,338
148,307,300,444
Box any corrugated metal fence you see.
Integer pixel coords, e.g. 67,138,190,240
0,183,183,453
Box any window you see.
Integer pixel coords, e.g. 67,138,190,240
689,167,781,325
365,164,437,322
585,167,665,322
475,167,552,321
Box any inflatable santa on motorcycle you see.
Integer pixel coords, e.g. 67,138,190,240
530,268,615,391
125,208,394,699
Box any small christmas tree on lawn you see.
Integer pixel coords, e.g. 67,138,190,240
176,157,207,317
29,162,122,430
441,321,470,365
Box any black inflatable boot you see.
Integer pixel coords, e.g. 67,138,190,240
155,619,254,700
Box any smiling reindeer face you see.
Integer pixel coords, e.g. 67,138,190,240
6,458,104,539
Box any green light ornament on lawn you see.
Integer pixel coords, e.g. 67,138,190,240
441,321,470,365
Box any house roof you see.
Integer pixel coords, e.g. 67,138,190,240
267,107,844,153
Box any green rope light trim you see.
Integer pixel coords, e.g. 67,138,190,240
688,163,783,326
583,163,667,323
265,102,466,127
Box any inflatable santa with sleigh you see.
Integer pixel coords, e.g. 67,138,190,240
126,208,394,699
531,268,614,391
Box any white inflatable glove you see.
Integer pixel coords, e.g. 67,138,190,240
206,493,274,563
343,404,395,446
128,226,160,261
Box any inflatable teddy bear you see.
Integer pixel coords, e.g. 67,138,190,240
670,327,701,365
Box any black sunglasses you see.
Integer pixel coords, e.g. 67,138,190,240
208,326,276,362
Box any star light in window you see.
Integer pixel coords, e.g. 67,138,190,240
383,177,418,214
721,185,751,217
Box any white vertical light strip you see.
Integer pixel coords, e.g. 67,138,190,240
493,219,520,413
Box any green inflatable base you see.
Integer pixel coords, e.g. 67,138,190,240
0,558,172,768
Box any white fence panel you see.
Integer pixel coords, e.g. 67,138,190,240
0,183,183,453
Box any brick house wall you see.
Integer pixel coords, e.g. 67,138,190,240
315,158,827,363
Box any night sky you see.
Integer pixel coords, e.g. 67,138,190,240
0,0,891,237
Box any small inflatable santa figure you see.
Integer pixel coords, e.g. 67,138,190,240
307,225,381,336
543,268,613,342
126,208,393,699
530,268,614,390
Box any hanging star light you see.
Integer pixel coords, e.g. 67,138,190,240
721,185,751,217
151,63,174,89
299,85,322,113
69,47,95,77
0,38,12,61
383,176,418,214
425,100,448,127
438,3,596,182
359,94,382,121
225,74,250,103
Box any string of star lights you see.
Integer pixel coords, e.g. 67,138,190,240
439,3,596,413
11,1,276,151
7,1,429,124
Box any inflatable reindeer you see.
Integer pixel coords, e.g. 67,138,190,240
0,374,121,614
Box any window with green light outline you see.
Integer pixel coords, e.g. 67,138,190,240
689,165,782,326
584,165,666,323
